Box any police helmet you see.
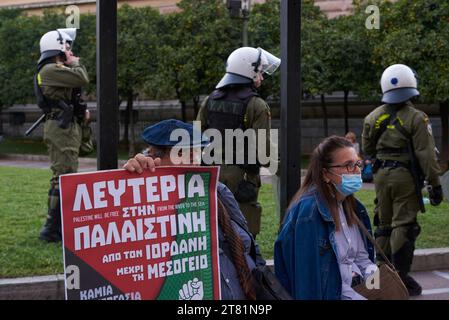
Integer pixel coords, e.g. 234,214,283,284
38,28,77,64
380,64,419,104
216,47,281,89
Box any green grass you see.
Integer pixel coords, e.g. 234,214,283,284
0,166,63,278
1,166,448,278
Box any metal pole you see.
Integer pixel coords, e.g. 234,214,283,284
280,0,301,223
242,17,248,47
241,0,250,47
96,0,118,170
440,102,449,171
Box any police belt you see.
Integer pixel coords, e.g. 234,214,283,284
377,147,408,154
378,159,409,169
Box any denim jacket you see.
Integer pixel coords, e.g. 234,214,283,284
274,188,374,300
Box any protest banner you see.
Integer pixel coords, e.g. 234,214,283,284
60,166,220,300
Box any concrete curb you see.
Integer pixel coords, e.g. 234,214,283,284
1,248,449,300
0,274,65,300
411,248,449,272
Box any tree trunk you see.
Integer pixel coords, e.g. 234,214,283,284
175,83,187,122
343,90,349,134
0,105,4,137
321,94,329,137
127,94,135,157
193,95,200,119
440,101,449,171
180,100,187,121
123,98,130,145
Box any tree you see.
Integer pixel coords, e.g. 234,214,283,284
247,0,281,100
0,9,22,136
0,11,46,136
327,13,377,134
153,0,240,120
250,0,335,136
300,2,331,137
116,5,163,156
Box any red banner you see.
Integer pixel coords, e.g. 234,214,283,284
60,166,220,300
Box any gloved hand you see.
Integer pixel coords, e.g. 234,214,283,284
428,185,443,206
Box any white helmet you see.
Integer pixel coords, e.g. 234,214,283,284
380,64,419,104
38,28,77,64
216,47,281,89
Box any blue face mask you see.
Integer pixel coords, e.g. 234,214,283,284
333,173,363,196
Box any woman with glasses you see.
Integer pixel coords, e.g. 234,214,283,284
274,135,377,300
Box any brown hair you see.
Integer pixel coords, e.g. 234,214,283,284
287,135,358,231
345,131,357,143
217,199,256,300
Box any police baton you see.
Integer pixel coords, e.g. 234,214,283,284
25,114,46,136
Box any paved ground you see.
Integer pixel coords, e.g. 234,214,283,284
410,269,449,300
0,155,446,300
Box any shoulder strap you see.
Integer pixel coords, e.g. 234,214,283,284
374,105,414,151
352,213,396,271
373,106,397,147
386,105,412,141
392,118,412,141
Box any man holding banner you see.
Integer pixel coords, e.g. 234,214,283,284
123,119,266,300
60,119,266,300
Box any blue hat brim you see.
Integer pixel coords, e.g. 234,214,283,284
382,88,419,104
141,119,210,148
216,73,252,89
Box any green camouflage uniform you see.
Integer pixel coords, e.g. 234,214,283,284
362,101,441,277
38,60,89,240
197,95,272,237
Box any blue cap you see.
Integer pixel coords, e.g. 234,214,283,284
141,119,209,148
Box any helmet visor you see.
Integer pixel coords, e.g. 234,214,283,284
257,48,281,75
57,28,77,42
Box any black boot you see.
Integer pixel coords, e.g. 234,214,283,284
39,187,62,243
39,220,62,242
400,274,422,296
392,233,421,296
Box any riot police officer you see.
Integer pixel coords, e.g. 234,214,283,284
362,64,443,295
197,47,280,238
36,28,90,242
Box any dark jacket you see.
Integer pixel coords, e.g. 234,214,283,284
217,182,265,299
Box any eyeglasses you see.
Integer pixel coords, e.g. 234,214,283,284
328,160,363,172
